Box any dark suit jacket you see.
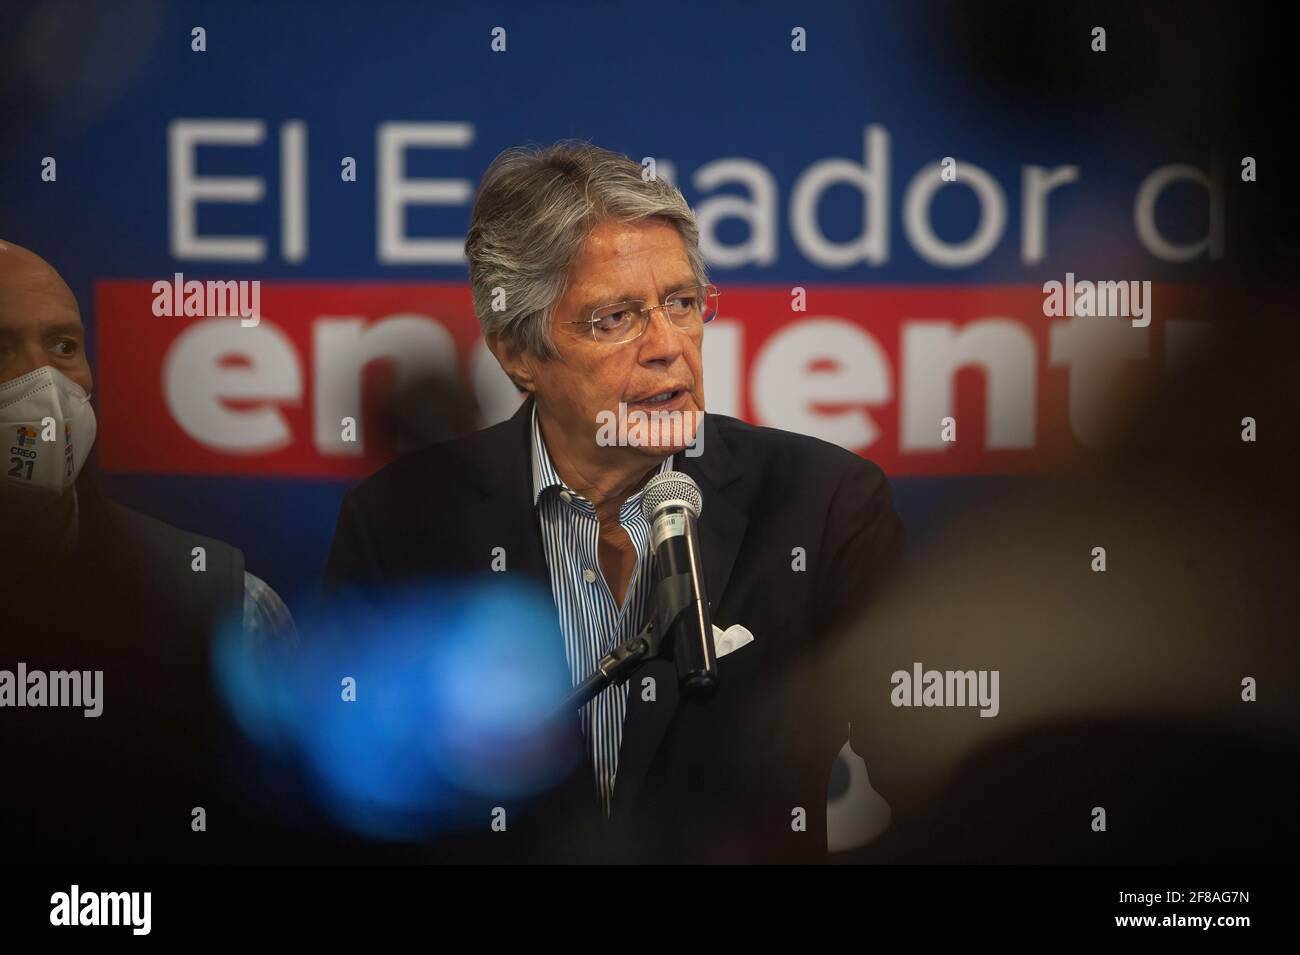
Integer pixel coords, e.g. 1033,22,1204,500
325,395,904,863
0,469,247,863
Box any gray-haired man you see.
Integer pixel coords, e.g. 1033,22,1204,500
326,141,905,862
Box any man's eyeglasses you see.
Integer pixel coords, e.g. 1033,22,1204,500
565,284,720,345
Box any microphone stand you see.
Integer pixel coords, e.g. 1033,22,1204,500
557,618,659,714
555,572,702,717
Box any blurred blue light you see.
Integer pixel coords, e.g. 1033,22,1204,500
212,575,581,841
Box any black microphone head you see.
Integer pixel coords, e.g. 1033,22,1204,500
641,470,703,521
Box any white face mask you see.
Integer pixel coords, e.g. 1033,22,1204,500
0,366,97,497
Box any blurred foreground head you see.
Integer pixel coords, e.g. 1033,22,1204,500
818,297,1299,863
797,0,1300,864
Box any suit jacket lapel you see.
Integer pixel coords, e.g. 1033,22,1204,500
463,397,606,828
611,410,749,816
465,395,551,590
675,418,748,620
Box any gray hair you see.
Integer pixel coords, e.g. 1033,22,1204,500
464,140,709,361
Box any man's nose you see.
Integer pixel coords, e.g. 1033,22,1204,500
636,307,685,364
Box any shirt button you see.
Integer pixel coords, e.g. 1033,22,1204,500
583,568,598,584
559,490,573,503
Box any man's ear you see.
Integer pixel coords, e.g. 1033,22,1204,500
485,332,536,394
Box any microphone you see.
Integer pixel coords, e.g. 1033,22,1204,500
641,471,717,701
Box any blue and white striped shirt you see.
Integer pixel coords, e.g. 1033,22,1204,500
530,405,672,819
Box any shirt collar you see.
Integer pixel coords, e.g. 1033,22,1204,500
530,403,673,511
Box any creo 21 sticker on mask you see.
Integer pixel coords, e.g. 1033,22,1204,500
7,425,40,481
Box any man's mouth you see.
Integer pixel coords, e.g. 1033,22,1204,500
628,388,685,407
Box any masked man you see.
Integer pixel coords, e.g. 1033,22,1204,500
0,239,294,862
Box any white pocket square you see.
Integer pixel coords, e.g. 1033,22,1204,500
711,623,755,658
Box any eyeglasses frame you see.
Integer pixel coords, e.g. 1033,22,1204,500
561,283,721,345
